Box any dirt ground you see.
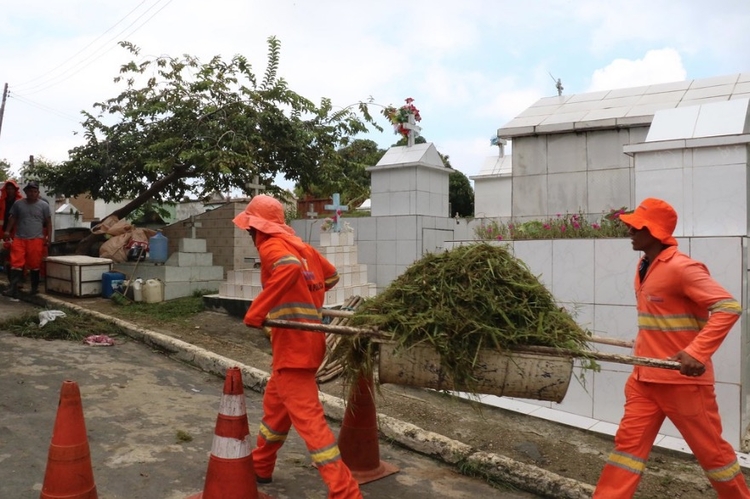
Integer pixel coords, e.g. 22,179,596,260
65,296,744,498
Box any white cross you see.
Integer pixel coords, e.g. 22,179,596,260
324,193,348,232
183,215,202,238
245,175,265,197
403,113,422,147
306,203,318,219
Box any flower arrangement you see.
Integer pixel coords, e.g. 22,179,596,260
383,97,422,138
474,207,630,241
320,218,354,233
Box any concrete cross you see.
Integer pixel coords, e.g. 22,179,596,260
324,193,348,232
403,113,422,147
245,175,265,197
306,203,318,219
183,215,202,238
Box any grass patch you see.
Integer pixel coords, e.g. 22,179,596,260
0,307,128,341
110,294,206,323
175,430,193,443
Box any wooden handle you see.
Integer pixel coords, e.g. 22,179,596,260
264,320,679,370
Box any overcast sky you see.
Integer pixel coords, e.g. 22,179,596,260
1,0,748,191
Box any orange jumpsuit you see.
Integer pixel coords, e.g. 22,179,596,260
244,231,361,499
594,246,750,498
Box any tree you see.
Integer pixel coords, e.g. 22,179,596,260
449,170,474,217
0,159,10,182
25,38,379,252
295,139,385,209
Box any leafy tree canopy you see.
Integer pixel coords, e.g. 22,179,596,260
0,159,11,183
295,138,385,209
25,37,380,223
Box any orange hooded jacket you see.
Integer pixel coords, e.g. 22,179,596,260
0,180,22,238
632,245,741,384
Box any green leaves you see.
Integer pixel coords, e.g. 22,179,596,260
26,37,379,221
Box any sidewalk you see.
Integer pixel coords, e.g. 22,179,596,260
0,293,558,499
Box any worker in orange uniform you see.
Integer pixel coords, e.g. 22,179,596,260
594,198,750,498
233,194,362,499
0,180,22,282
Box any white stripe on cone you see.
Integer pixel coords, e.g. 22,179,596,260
211,435,252,459
219,394,246,417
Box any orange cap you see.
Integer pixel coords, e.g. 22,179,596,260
619,198,678,246
232,195,295,236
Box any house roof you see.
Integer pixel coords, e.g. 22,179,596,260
470,154,512,180
498,73,750,138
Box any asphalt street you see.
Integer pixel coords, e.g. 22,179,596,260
0,299,539,499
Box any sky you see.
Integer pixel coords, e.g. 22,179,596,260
1,0,749,193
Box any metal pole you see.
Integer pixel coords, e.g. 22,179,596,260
0,83,8,141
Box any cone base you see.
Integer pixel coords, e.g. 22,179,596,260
350,459,399,485
185,492,273,499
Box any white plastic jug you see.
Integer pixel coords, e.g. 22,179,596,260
133,278,144,302
143,279,164,303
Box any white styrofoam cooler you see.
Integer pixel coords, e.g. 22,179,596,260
45,255,113,297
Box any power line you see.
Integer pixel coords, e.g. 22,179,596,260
13,0,150,90
16,0,174,96
8,92,81,122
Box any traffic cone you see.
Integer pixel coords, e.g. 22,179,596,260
40,380,98,499
338,372,399,484
186,367,272,499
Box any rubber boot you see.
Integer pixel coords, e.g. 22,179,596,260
30,270,40,295
3,269,22,299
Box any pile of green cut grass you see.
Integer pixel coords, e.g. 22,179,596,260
0,307,127,342
339,243,592,392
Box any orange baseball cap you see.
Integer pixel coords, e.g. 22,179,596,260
619,198,678,246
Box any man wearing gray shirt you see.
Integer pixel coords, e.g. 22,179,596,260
2,181,51,299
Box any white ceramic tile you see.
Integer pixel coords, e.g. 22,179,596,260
513,240,553,290
551,239,595,304
712,322,743,384
588,420,621,437
512,174,548,218
547,134,587,173
633,168,685,236
390,191,414,216
547,171,588,215
567,90,610,103
376,216,397,241
693,98,750,137
514,135,548,176
689,74,739,89
517,104,563,118
370,192,390,216
692,144,748,167
555,362,594,418
689,237,743,300
594,239,638,306
539,110,589,126
657,435,692,454
592,370,630,424
415,190,431,215
356,217,377,241
593,305,637,354
683,84,735,101
677,96,730,108
587,169,632,215
646,106,700,142
395,216,418,240
647,80,692,93
716,383,741,449
375,241,397,266
395,239,418,266
532,406,596,428
691,164,746,237
636,90,685,105
633,149,686,171
476,394,539,415
388,168,416,192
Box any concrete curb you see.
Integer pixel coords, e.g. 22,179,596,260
41,294,595,499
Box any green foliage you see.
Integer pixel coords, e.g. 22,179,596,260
344,244,592,394
0,158,11,182
449,170,474,217
112,295,205,322
295,139,385,209
0,308,127,341
475,208,630,241
25,38,379,221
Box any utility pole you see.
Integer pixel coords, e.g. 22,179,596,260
0,83,8,141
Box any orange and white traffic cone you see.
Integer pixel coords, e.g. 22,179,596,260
40,380,98,499
338,372,399,484
187,367,272,499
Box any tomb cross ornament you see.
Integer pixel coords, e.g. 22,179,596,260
245,175,265,197
403,113,422,147
324,193,348,232
184,215,202,238
306,203,318,219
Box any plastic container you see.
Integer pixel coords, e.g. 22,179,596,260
148,231,168,264
102,271,127,299
132,278,144,302
143,278,164,303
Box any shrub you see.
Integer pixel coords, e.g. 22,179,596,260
475,208,630,241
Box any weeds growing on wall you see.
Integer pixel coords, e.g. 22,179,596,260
474,208,630,241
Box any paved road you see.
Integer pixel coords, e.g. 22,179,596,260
0,303,539,498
